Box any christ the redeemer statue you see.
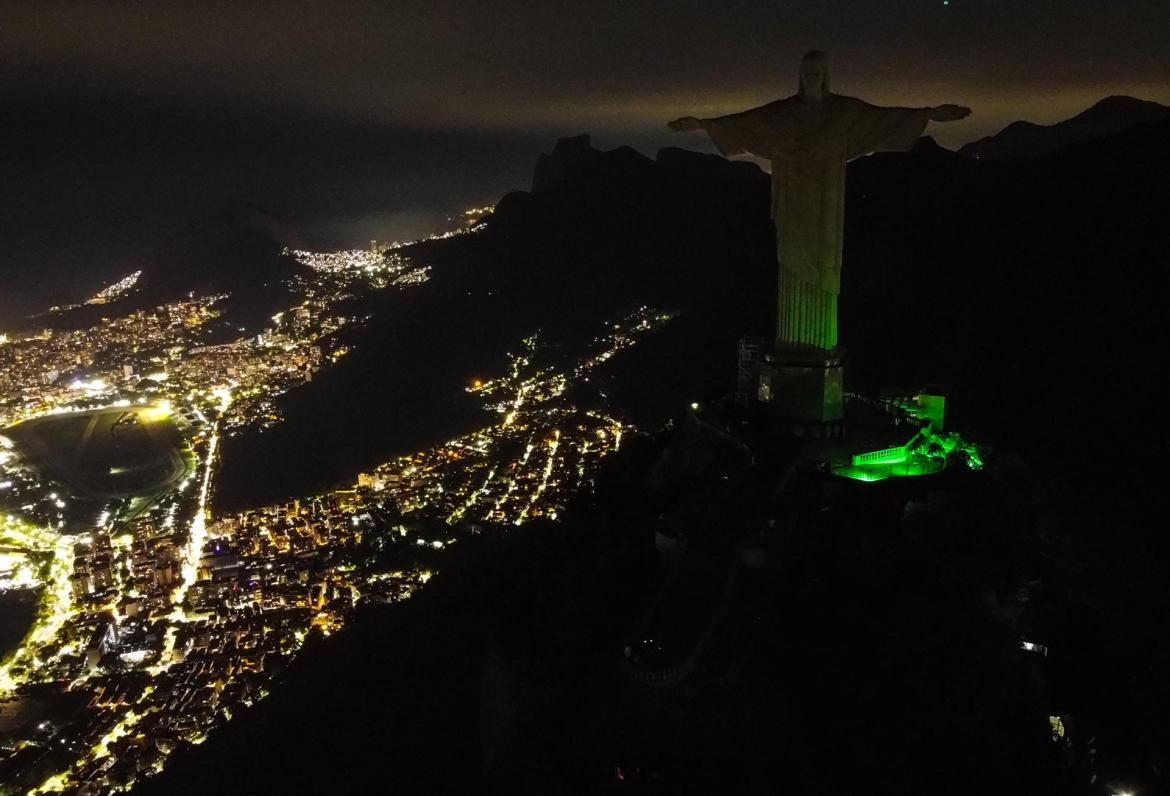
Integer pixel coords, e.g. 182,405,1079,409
669,50,970,352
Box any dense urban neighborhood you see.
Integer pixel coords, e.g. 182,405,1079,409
0,214,665,793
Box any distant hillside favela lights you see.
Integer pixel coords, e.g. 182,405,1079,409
86,271,142,305
390,308,669,526
288,246,393,275
391,265,431,286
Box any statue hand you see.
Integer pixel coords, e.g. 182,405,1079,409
667,116,704,132
929,104,972,122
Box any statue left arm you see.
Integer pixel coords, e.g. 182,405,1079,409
843,98,970,159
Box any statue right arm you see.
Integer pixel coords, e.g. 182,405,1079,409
702,104,779,159
668,102,784,159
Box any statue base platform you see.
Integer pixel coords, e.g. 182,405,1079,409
738,339,844,434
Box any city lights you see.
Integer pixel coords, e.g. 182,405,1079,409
86,271,143,305
0,219,666,792
0,233,446,791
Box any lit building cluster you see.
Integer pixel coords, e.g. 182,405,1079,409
285,208,491,284
285,243,410,288
86,271,143,306
391,265,431,286
0,217,666,794
0,297,223,430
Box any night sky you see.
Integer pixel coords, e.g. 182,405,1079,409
2,0,1168,323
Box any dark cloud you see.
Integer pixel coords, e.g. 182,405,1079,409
2,1,1167,322
3,0,1168,138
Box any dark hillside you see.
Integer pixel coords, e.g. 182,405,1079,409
213,120,1170,534
842,117,1169,516
26,202,311,333
141,114,1170,795
141,422,1068,796
213,139,775,509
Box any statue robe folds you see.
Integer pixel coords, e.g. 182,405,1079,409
704,95,930,351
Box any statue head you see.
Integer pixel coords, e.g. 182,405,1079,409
798,50,830,101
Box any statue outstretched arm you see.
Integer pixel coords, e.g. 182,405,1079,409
843,96,969,160
668,102,783,159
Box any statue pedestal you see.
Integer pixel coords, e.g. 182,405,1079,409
739,339,844,434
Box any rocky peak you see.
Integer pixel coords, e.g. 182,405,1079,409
531,134,604,194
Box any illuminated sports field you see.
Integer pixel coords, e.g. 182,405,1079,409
4,406,194,499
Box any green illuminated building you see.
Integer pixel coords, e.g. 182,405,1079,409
830,393,983,483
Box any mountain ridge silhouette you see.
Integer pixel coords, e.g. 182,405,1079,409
958,94,1169,159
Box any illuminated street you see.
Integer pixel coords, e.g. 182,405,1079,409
0,221,668,794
